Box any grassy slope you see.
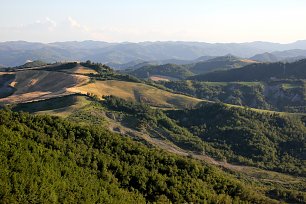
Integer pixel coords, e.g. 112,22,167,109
68,80,203,109
2,62,303,115
0,69,89,104
60,64,98,75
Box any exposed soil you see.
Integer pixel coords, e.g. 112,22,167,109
0,70,89,104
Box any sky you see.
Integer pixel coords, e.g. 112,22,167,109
0,0,306,43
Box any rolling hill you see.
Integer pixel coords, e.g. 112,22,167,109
250,49,306,62
128,64,194,80
166,103,306,175
109,56,216,70
1,108,284,203
1,61,306,203
0,68,88,104
68,80,202,109
250,52,279,62
17,60,49,68
0,62,202,109
189,55,257,75
126,55,257,81
190,59,306,82
158,80,306,113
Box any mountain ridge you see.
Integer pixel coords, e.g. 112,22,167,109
1,40,306,67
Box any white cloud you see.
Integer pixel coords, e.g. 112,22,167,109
68,16,80,28
45,17,57,30
68,16,89,32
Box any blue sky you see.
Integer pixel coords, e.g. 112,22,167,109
1,0,306,43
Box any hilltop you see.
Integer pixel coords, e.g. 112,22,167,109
0,63,89,104
0,61,202,108
126,55,257,81
189,55,257,74
127,63,194,80
250,49,306,62
190,59,306,82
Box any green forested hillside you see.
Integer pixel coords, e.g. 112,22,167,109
127,56,256,80
189,55,255,75
12,94,305,177
1,59,306,203
128,64,194,80
0,109,275,203
159,80,269,108
166,103,306,176
190,59,306,82
100,96,306,176
157,80,306,113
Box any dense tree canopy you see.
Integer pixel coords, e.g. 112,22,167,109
0,109,275,203
157,80,305,113
166,103,306,176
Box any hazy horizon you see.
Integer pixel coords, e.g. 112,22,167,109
1,39,306,44
1,0,306,43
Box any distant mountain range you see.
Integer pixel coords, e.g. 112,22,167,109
0,40,306,67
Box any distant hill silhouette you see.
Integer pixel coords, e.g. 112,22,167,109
250,49,306,62
190,59,306,82
189,55,256,74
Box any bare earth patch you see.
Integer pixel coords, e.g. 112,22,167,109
149,75,179,81
61,64,98,75
240,59,258,63
149,75,170,82
0,70,89,104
